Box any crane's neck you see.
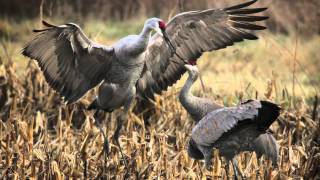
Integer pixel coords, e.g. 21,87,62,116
140,25,153,38
180,75,195,99
179,75,202,121
179,72,222,122
138,25,153,48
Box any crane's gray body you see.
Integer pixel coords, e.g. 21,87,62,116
191,123,278,165
180,65,280,170
107,35,148,84
189,101,279,164
97,34,148,111
206,123,267,160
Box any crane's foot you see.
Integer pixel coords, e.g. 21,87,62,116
232,158,246,180
225,161,231,180
255,164,261,179
206,165,213,171
255,170,261,180
204,156,213,171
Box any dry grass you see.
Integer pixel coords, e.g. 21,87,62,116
0,18,320,179
0,54,319,179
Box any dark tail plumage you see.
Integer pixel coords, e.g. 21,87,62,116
87,99,98,110
253,132,279,167
257,101,281,130
187,138,204,160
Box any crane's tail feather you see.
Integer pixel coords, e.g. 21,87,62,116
187,138,204,160
253,132,279,167
257,101,281,130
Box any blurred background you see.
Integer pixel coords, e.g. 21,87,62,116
0,0,319,101
1,0,320,35
0,0,319,178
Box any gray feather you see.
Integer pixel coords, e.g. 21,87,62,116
191,100,261,147
22,22,114,103
253,132,279,166
137,0,267,99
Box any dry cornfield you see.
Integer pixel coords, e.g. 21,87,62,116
0,0,319,178
0,54,319,179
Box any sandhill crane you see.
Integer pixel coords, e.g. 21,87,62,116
22,18,168,167
22,0,268,168
181,64,280,179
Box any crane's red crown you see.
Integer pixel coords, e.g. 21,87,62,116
188,60,197,65
159,21,166,30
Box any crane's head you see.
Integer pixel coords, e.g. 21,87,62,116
184,63,199,81
146,18,180,63
145,17,166,37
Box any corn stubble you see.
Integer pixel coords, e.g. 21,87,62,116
0,59,319,179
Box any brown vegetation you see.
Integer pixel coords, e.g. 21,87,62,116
0,0,319,179
0,56,319,179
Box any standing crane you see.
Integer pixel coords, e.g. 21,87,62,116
22,0,268,168
181,64,280,179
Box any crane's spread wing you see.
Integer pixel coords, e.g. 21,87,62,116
137,0,267,99
22,21,114,103
191,100,261,147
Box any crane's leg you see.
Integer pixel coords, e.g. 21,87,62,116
92,110,109,177
112,90,135,174
231,157,244,180
256,156,262,180
231,159,239,180
225,160,230,180
113,112,129,170
198,146,213,170
94,110,109,158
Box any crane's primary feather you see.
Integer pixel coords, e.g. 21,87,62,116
137,0,268,100
22,21,114,103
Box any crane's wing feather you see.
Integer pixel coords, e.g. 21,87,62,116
137,0,267,99
22,21,114,103
191,100,261,147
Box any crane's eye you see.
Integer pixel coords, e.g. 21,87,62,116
159,21,166,30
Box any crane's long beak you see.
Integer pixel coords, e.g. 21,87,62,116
154,27,163,37
161,29,174,51
161,29,188,64
155,27,185,65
